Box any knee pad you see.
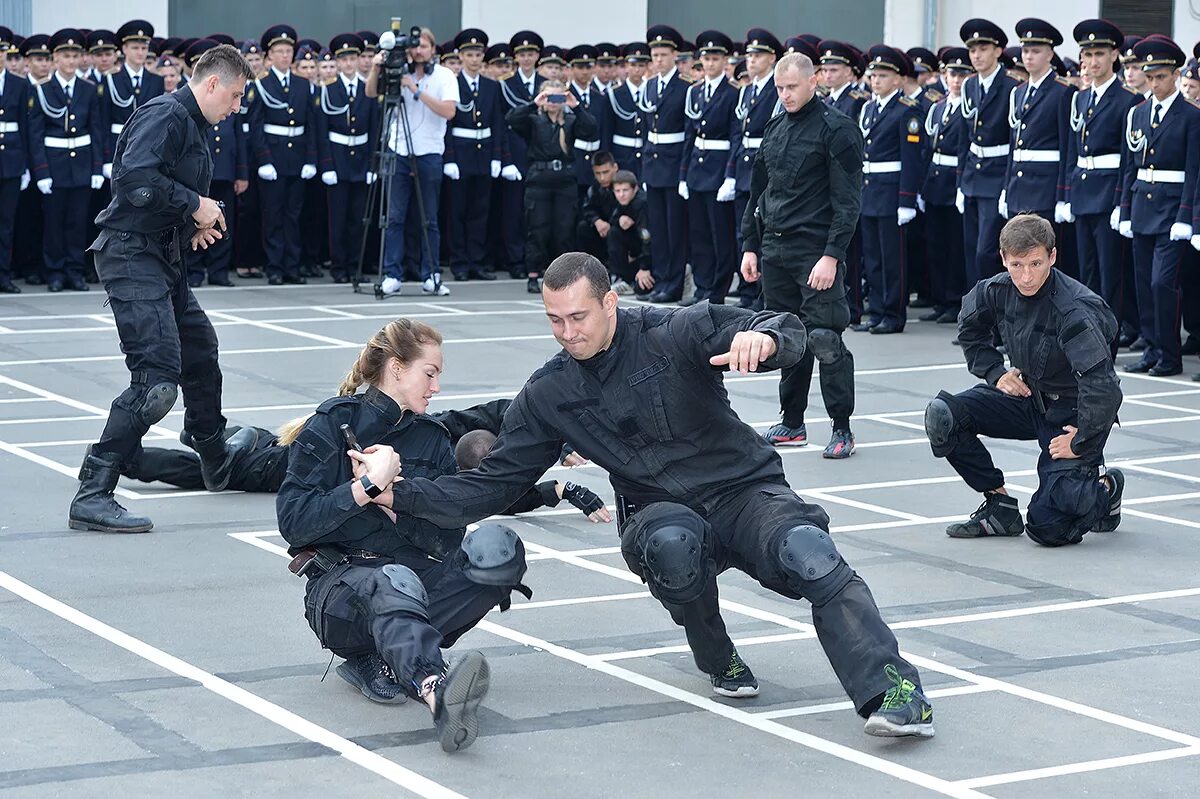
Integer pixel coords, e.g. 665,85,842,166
621,502,713,605
807,327,843,365
368,564,430,621
461,523,528,587
924,392,960,458
137,382,178,426
776,524,853,608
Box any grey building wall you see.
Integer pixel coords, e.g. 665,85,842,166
647,0,886,48
0,0,32,35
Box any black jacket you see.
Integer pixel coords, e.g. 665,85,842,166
958,269,1121,457
505,103,599,164
392,303,807,528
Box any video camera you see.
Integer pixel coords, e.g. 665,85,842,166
377,17,424,98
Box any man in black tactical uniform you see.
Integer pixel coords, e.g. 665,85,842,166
389,252,936,739
925,214,1125,545
69,45,255,534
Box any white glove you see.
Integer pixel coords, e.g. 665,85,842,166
916,194,926,213
678,180,690,200
1109,207,1121,231
501,164,520,181
1170,222,1193,241
1192,234,1200,252
102,163,112,180
955,188,965,215
366,171,377,185
36,178,52,195
1054,202,1068,224
19,170,29,191
716,177,736,202
90,174,104,190
321,170,338,186
490,160,501,179
443,163,461,180
1119,220,1132,239
998,191,1009,220
258,164,279,181
300,164,317,180
897,207,917,226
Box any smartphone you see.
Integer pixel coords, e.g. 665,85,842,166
340,424,364,453
546,93,567,104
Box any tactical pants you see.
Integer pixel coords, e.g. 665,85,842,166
125,432,286,493
645,185,687,299
606,223,645,285
1131,232,1184,372
523,168,575,278
731,190,762,308
932,384,1111,546
326,180,369,279
860,213,907,328
445,172,492,276
0,177,20,284
924,204,964,310
760,236,855,429
303,553,509,693
687,190,736,304
620,482,920,716
189,180,236,284
962,195,1004,286
42,185,90,283
258,175,305,279
90,230,225,467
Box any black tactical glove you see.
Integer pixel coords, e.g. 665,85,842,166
562,481,604,516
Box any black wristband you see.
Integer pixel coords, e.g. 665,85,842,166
359,474,383,499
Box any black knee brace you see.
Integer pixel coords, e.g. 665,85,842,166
621,502,713,605
461,523,528,587
369,563,430,621
776,524,854,608
924,391,961,458
807,327,844,365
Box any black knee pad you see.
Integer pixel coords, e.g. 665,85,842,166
133,381,178,426
776,524,853,608
368,563,431,621
807,327,843,365
621,502,713,605
924,391,960,458
461,523,528,587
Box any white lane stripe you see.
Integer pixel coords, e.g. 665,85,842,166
0,438,135,499
311,306,365,319
0,397,53,404
758,684,994,720
598,632,815,662
803,489,929,522
0,571,469,799
494,591,650,611
954,746,1200,788
206,310,358,347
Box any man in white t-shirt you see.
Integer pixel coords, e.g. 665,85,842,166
366,28,458,295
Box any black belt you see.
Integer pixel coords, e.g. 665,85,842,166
530,159,567,172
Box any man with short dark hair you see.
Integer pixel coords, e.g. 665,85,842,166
926,214,1124,546
69,44,256,534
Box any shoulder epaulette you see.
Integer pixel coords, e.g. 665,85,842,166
314,395,358,414
899,96,918,107
1121,83,1141,95
923,88,944,102
850,89,869,100
1055,76,1072,87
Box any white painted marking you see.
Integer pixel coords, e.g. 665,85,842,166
495,591,650,611
954,746,1200,788
311,306,365,319
0,397,53,404
206,310,359,347
803,489,929,522
758,684,993,720
597,632,815,662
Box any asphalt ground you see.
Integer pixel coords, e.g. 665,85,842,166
2,277,1199,798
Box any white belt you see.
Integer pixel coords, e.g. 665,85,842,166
742,136,763,149
451,127,491,140
110,123,124,135
969,143,1010,159
1012,149,1059,163
648,131,685,145
862,160,901,174
241,123,250,134
329,132,368,147
264,124,306,138
0,122,18,133
693,138,731,151
1077,154,1121,170
931,153,958,167
574,139,600,152
44,135,91,149
611,134,643,148
1137,168,1186,184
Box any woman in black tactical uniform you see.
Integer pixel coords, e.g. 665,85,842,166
276,319,530,753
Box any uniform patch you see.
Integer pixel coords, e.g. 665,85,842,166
907,118,919,134
906,134,920,143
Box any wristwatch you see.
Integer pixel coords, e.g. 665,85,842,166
359,474,383,498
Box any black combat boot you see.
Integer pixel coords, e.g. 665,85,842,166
430,651,490,753
68,448,154,533
188,427,239,492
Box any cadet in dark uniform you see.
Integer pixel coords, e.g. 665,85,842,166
593,43,618,94
1119,37,1199,377
443,28,503,282
567,45,604,206
69,44,254,534
388,254,935,738
641,25,690,303
603,42,648,177
745,52,860,459
498,31,545,279
83,30,118,284
0,26,30,294
103,21,165,177
249,24,317,285
27,29,105,292
13,34,49,286
926,214,1124,545
184,39,246,287
958,20,1020,286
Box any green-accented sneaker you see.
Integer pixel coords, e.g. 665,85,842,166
710,650,759,697
864,664,934,738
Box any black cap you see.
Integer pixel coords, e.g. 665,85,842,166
485,42,512,64
87,30,117,53
1194,40,1200,61
117,20,154,44
1184,58,1199,80
783,37,818,62
260,24,298,53
960,19,1007,49
438,41,459,60
1015,18,1063,47
939,46,974,72
676,40,695,58
161,36,183,56
175,39,199,60
797,33,822,50
0,26,14,50
866,44,906,75
148,36,164,56
455,28,488,51
510,31,543,53
539,45,565,65
646,24,683,51
1121,35,1143,64
319,48,333,63
906,46,937,73
356,31,379,51
567,44,598,65
695,30,732,56
1134,36,1185,71
239,40,261,56
595,43,619,63
1060,56,1079,76
208,33,235,47
297,38,321,53
184,38,219,68
622,41,650,62
21,34,50,57
733,60,748,81
1002,47,1024,70
1073,19,1123,50
49,29,85,53
329,33,364,57
744,28,782,58
817,40,854,66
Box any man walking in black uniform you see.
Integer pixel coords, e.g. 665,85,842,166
741,53,859,459
925,215,1124,545
68,45,255,534
389,252,936,739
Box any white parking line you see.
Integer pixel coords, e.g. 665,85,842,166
954,746,1200,789
757,684,994,720
206,310,359,347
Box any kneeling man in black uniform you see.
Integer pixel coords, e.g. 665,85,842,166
926,214,1124,545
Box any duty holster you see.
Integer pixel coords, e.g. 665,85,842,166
288,547,345,579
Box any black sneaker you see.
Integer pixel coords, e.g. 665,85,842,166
1092,468,1124,532
432,651,490,753
710,650,759,697
336,653,407,705
864,664,934,738
823,427,855,459
763,422,807,446
946,493,1024,538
